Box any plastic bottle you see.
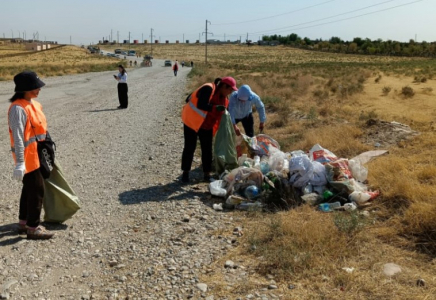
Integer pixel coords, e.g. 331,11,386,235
244,185,260,199
302,183,313,195
238,154,248,167
253,156,261,169
323,190,334,200
319,201,341,212
260,161,270,174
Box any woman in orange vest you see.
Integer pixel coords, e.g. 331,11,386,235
181,77,238,183
8,71,54,240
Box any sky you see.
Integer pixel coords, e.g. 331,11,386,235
0,0,434,45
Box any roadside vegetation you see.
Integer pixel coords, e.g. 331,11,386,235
0,45,122,81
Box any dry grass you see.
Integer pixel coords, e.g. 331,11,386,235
0,45,121,80
137,44,436,298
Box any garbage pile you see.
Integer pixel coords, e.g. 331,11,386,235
210,132,384,212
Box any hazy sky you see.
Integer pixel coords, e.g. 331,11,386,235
0,0,433,45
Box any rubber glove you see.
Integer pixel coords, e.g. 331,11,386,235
13,162,25,181
215,105,226,112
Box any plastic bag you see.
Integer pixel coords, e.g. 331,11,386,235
348,159,368,182
43,160,81,223
255,134,280,156
236,134,257,158
309,144,338,164
289,154,313,188
209,180,227,197
268,147,287,172
223,167,263,194
214,111,239,175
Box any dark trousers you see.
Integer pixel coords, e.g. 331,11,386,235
181,125,213,173
19,168,44,228
117,83,128,108
174,70,178,76
235,113,254,137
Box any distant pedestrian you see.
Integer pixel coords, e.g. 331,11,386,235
181,61,185,67
129,60,132,67
114,65,128,109
134,60,137,67
190,61,194,68
173,60,179,76
8,71,55,239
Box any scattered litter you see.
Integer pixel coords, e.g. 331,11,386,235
342,267,355,273
383,263,402,276
213,203,223,211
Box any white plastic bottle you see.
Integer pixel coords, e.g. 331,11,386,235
253,156,261,169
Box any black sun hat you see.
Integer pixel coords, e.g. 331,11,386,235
14,71,46,92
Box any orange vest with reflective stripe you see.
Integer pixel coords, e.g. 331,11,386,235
8,99,48,174
181,83,215,132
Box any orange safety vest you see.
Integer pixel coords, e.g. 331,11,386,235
8,99,48,174
181,83,215,132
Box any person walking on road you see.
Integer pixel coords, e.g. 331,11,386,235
181,77,238,183
190,61,194,68
181,61,185,67
173,60,179,76
114,65,128,109
7,71,55,240
228,84,266,137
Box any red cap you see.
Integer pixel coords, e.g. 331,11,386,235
220,77,238,91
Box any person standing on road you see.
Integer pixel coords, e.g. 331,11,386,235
114,65,128,109
173,60,179,76
190,61,194,68
181,61,185,67
181,77,238,183
228,84,266,137
7,71,54,240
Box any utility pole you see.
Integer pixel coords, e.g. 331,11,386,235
224,33,226,42
183,33,184,43
142,33,143,43
128,31,130,52
202,20,213,64
246,32,248,42
70,36,72,45
199,33,200,43
150,28,154,56
111,29,112,42
117,31,119,44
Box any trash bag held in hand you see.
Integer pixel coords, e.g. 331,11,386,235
43,160,81,223
214,111,238,175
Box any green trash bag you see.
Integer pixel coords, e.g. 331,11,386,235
214,111,238,175
43,160,81,223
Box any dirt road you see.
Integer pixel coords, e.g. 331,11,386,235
0,63,236,299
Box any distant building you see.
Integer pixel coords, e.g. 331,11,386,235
25,42,51,51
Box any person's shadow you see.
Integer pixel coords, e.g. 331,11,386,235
0,223,24,246
119,180,207,204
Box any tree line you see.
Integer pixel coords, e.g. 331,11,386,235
262,34,436,57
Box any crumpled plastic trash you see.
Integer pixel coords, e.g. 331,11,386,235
213,203,223,211
289,154,327,188
309,144,338,164
209,180,227,197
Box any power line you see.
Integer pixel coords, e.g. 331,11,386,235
212,0,336,26
248,0,398,35
249,0,424,36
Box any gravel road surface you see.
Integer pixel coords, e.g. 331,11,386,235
0,62,242,299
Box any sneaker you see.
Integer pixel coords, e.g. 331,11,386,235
27,226,54,240
181,171,190,183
